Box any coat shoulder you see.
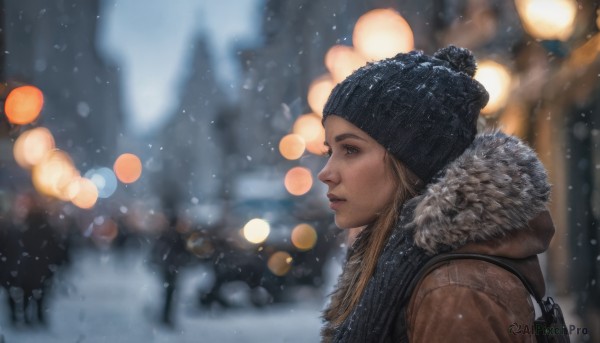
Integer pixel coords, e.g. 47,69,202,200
418,260,530,302
403,259,536,342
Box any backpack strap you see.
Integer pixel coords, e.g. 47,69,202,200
409,253,545,313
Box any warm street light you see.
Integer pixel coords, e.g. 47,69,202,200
291,223,317,251
325,45,366,83
267,251,293,276
352,8,414,61
32,149,79,199
292,113,326,155
279,133,306,160
475,60,512,115
284,166,313,196
70,177,99,209
515,0,577,41
243,218,270,244
13,127,55,169
307,74,335,115
113,153,143,184
4,85,44,125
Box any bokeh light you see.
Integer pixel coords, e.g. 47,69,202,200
267,251,293,276
307,74,336,115
352,8,414,62
515,0,577,41
292,114,321,142
92,217,119,244
291,223,318,251
84,167,118,198
284,167,313,196
13,127,55,169
4,85,44,125
305,126,326,155
70,177,99,209
499,102,529,139
113,153,142,184
32,149,79,199
325,45,366,83
292,113,327,155
186,232,215,258
475,60,512,115
279,134,306,160
243,218,270,244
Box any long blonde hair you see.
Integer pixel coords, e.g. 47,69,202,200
331,154,423,327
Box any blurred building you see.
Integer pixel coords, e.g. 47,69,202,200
234,0,364,170
151,36,228,219
3,0,123,170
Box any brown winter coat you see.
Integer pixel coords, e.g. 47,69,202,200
404,210,555,343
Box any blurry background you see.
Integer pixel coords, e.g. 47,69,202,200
0,0,599,342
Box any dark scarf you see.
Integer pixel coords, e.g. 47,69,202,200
321,197,436,343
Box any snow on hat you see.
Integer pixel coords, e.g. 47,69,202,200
323,45,489,183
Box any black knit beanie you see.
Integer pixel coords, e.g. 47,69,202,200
322,45,489,183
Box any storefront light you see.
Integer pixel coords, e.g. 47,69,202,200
515,0,577,41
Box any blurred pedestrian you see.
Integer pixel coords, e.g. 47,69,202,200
1,193,69,326
148,210,191,327
318,46,554,342
0,197,21,325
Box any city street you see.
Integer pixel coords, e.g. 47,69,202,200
0,247,330,343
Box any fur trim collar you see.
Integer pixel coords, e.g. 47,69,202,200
412,131,551,255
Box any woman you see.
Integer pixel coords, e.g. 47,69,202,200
318,46,554,342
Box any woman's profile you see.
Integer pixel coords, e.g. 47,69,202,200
318,46,554,342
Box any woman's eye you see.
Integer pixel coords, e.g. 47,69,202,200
324,145,358,157
344,145,359,155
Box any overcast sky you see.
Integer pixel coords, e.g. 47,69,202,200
97,0,264,136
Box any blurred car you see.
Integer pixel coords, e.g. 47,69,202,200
185,172,339,307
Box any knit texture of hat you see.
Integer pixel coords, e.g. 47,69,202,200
322,45,489,183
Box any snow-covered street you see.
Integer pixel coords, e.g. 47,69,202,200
0,247,331,343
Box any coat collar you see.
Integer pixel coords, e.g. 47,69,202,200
410,131,552,255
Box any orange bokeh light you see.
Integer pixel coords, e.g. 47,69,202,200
279,134,306,160
307,74,336,115
305,126,327,155
32,149,79,199
325,45,367,83
475,60,512,115
267,251,293,276
13,127,55,169
292,113,327,155
291,223,318,251
293,114,322,142
113,153,142,184
353,8,414,62
70,177,99,209
4,85,44,125
284,167,313,196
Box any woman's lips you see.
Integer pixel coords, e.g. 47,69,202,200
327,194,346,211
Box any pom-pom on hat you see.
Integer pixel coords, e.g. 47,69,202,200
323,45,489,183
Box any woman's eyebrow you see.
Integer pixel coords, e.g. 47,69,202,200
334,133,366,142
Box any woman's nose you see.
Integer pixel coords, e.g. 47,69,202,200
318,160,338,185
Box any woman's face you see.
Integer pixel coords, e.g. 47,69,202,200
318,115,396,229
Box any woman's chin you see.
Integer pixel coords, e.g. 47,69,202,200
334,216,369,230
334,217,352,229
